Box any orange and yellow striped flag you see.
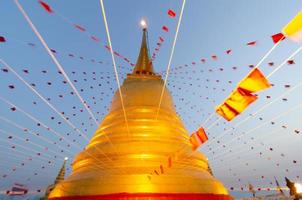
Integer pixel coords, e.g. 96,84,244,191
215,88,257,121
238,68,271,93
190,127,208,150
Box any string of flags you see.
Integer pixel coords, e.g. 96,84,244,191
151,9,177,61
215,68,271,121
0,35,133,72
156,10,302,188
37,0,135,67
148,127,209,180
161,11,302,76
213,10,302,121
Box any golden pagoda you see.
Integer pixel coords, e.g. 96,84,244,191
48,27,233,200
43,158,67,199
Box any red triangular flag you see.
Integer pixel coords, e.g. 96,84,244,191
74,24,86,32
247,41,257,46
104,45,111,51
38,1,53,13
159,36,164,42
287,60,295,65
162,26,169,32
0,36,6,42
271,33,285,44
168,9,176,17
91,35,99,42
226,49,232,54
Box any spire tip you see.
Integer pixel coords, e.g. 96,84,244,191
140,19,147,30
132,20,155,76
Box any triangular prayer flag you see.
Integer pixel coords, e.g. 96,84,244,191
215,103,238,121
0,36,6,42
271,33,285,43
38,1,53,13
104,45,111,51
226,49,232,54
74,24,86,32
247,41,257,46
91,36,99,42
238,68,271,93
216,89,257,121
167,9,176,18
225,88,258,113
162,26,169,32
284,84,291,88
282,11,302,43
287,60,295,65
114,51,120,57
189,127,208,150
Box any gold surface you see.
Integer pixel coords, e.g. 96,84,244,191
48,30,229,198
45,159,66,199
132,28,155,75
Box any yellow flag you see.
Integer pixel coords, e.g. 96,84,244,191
238,68,271,93
215,103,238,121
226,88,258,113
216,88,257,121
282,11,302,43
216,68,269,121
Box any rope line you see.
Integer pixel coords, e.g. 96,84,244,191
203,37,284,132
14,0,99,126
98,0,130,138
156,0,186,120
206,45,302,148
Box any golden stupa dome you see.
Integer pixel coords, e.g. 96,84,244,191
48,28,232,200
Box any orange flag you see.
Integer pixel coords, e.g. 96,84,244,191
238,68,271,93
190,127,208,150
215,68,270,121
215,103,238,121
216,88,258,121
225,88,258,113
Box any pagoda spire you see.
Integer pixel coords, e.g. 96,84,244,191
132,25,155,75
43,158,67,199
54,158,67,184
